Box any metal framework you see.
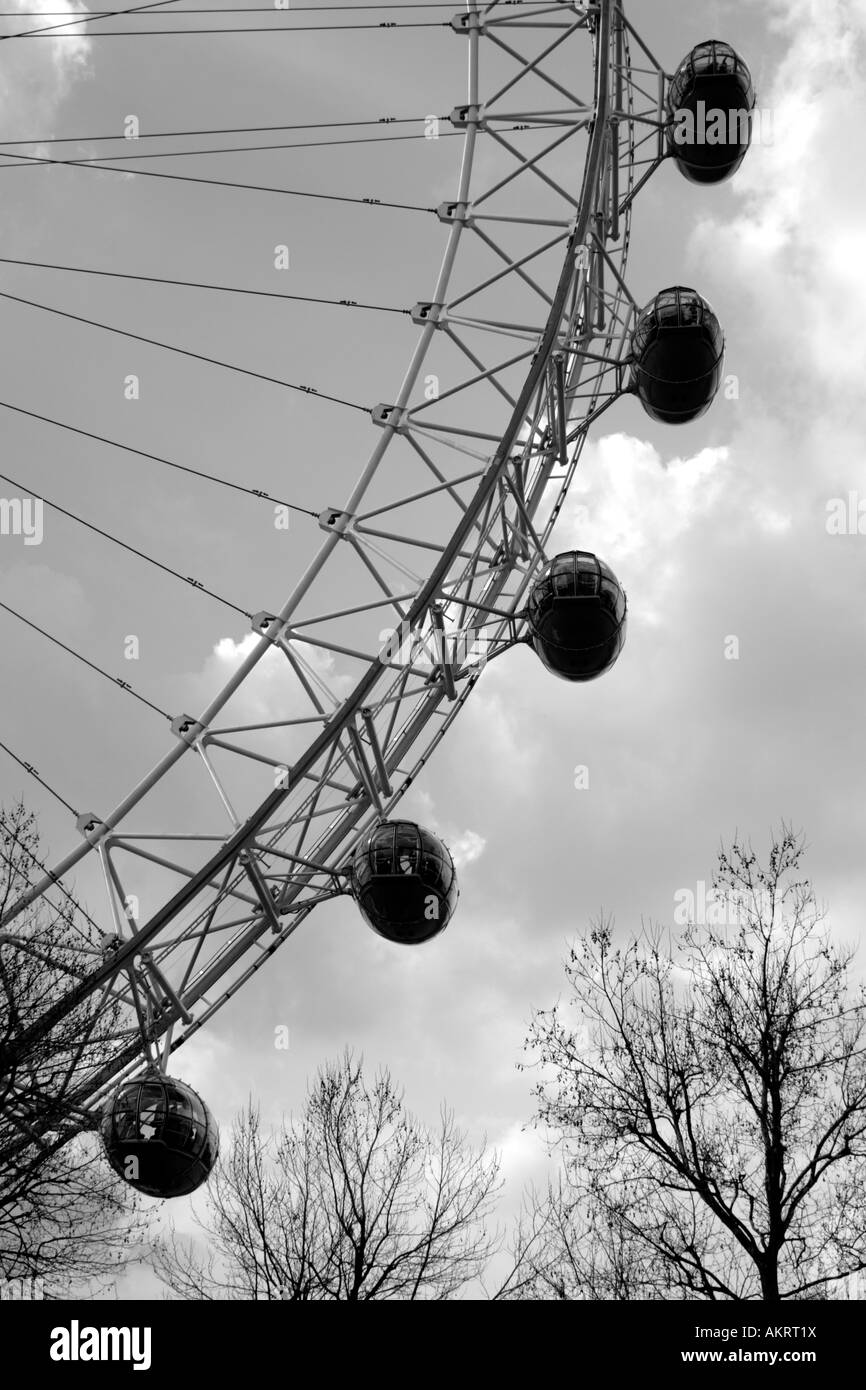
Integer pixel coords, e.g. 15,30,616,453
0,0,673,1135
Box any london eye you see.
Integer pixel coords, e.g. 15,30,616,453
0,1,755,1199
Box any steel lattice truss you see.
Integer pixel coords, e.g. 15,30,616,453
0,0,671,1135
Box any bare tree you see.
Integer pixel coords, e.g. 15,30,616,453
156,1050,500,1300
498,1180,672,1300
0,800,150,1294
521,830,866,1301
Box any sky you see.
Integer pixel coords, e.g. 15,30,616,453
1,0,865,1298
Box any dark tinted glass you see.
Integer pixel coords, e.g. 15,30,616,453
350,820,458,943
102,1076,220,1198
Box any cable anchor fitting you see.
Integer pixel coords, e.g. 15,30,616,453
75,812,108,846
170,714,205,748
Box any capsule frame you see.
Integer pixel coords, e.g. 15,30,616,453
526,550,627,682
630,286,725,425
349,819,458,945
666,40,756,184
101,1074,219,1198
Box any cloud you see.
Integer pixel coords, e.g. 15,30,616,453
549,435,731,629
691,0,866,390
9,4,866,1307
0,3,92,129
189,629,354,727
555,435,729,555
0,561,91,629
393,786,486,874
450,829,486,870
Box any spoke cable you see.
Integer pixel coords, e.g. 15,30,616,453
0,831,103,939
0,288,370,412
0,467,254,619
0,145,434,212
0,601,172,720
9,19,450,37
0,114,439,147
0,255,409,315
0,127,468,163
0,399,321,518
0,740,78,816
0,3,555,12
2,0,190,44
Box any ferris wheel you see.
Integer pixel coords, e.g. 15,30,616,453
0,2,754,1199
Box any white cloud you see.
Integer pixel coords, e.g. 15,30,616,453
397,785,486,869
753,505,792,535
0,3,92,129
549,435,730,627
450,828,486,869
496,1120,554,1190
691,0,866,389
0,562,91,628
553,436,729,558
195,630,354,726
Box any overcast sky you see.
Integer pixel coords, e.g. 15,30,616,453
1,0,865,1298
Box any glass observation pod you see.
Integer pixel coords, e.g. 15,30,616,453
666,40,756,184
526,550,627,682
630,286,725,425
350,820,458,945
101,1074,219,1197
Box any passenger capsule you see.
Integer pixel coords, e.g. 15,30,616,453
526,550,626,682
350,820,458,944
666,40,755,184
630,286,724,424
101,1074,219,1198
